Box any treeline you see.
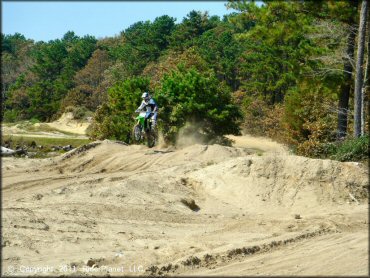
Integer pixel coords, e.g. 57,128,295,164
1,1,369,159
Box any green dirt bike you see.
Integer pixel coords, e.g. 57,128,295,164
132,111,157,148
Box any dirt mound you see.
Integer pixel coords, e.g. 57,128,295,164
47,112,90,135
227,134,288,153
51,141,252,175
189,154,368,212
2,137,368,276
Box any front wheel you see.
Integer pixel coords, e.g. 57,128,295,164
133,124,142,143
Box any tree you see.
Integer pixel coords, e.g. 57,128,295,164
284,80,338,155
61,49,112,111
354,0,368,137
169,10,219,51
142,46,209,90
1,33,35,113
24,33,97,120
361,18,370,135
321,1,360,139
116,15,176,77
301,0,361,138
3,74,31,121
292,0,359,138
156,66,241,144
197,22,244,90
89,77,150,141
150,15,177,52
31,39,68,81
337,24,357,139
1,33,29,55
124,15,175,59
229,1,317,104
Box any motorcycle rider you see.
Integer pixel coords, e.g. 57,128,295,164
135,92,158,130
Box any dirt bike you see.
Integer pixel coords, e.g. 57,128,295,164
132,111,157,148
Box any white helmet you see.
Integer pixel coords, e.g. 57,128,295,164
142,92,149,100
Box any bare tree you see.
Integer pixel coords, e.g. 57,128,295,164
354,0,368,138
361,18,370,135
338,23,357,139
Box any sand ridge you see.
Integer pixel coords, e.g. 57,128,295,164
2,138,368,276
46,112,90,135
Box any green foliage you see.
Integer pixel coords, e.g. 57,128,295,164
1,33,34,115
89,77,150,141
26,81,56,121
31,39,68,81
142,47,210,90
3,110,19,122
197,22,244,90
4,78,31,120
60,50,112,113
114,15,176,77
3,32,97,121
1,2,368,161
233,1,320,103
73,106,91,120
29,118,40,124
64,105,92,120
169,10,219,51
323,136,369,162
66,49,112,111
60,87,90,112
1,33,29,55
240,96,285,141
156,66,241,144
124,15,175,58
102,16,176,85
284,81,338,156
1,135,91,158
300,0,358,23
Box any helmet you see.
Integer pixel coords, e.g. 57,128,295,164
142,92,149,99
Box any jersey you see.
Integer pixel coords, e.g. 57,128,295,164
137,98,158,113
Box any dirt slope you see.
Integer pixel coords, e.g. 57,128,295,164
227,134,288,153
2,112,89,139
2,137,368,276
46,112,90,135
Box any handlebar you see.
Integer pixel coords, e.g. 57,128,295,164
135,110,157,113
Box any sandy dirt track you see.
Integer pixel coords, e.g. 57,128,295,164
46,112,90,135
2,112,89,139
2,137,368,276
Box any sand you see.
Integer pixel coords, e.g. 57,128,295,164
1,136,368,276
2,113,89,139
46,112,90,135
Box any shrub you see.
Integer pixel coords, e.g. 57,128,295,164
89,77,150,142
64,105,92,120
29,118,40,124
240,96,286,142
326,136,369,162
156,66,242,144
284,82,337,157
72,106,90,120
3,110,19,122
240,97,268,136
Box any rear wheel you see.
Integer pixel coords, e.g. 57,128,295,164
146,124,157,148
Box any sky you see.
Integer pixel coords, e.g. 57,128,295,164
2,1,236,42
